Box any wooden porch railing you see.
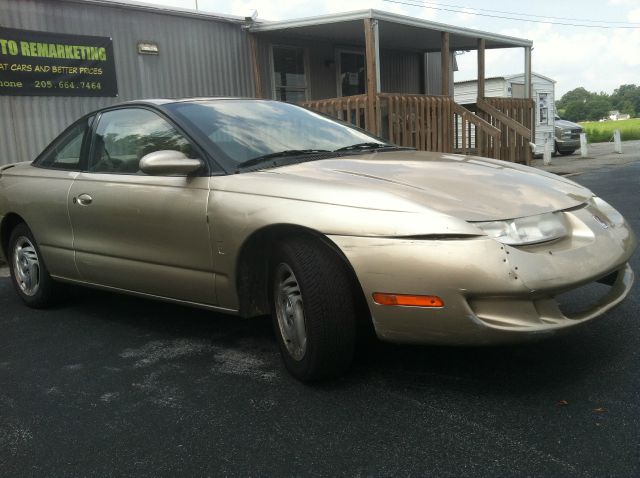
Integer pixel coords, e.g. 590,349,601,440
381,93,451,152
301,94,531,163
451,102,501,159
302,94,369,129
477,98,535,164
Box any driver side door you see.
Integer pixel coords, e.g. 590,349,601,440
68,107,216,304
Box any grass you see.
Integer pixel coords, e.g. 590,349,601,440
579,118,640,143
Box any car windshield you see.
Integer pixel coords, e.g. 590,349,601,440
166,100,390,170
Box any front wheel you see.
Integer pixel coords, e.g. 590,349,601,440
270,237,357,382
8,223,58,308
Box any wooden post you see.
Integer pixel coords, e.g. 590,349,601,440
477,38,485,100
440,32,450,96
524,46,532,99
524,46,533,163
249,34,263,99
364,17,379,134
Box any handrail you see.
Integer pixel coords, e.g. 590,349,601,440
451,103,501,137
476,98,531,139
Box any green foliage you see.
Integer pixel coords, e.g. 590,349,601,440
580,118,640,143
611,84,640,117
557,84,640,122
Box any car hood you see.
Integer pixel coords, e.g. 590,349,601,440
232,151,592,221
555,118,582,130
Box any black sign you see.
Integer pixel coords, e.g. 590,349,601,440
0,27,117,97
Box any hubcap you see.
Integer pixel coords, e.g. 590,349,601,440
274,263,307,361
12,236,41,297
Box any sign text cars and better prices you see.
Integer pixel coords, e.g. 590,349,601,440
0,27,117,96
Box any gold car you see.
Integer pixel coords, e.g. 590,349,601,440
0,99,636,381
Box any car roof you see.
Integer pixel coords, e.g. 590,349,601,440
122,97,262,106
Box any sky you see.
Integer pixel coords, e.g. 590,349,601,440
116,0,640,98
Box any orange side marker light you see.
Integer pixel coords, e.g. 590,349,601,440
372,293,444,308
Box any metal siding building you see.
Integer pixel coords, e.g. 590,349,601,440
0,0,256,164
1,2,533,165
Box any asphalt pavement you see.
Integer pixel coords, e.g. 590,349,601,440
1,162,639,477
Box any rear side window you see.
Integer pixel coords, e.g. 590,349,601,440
35,119,89,170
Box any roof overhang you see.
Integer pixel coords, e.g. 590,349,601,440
62,0,247,24
249,9,532,51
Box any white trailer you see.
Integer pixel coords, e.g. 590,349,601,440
454,72,555,155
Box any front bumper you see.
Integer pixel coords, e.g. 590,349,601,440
329,205,636,345
556,138,580,152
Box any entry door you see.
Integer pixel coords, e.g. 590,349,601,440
68,107,216,305
337,50,366,97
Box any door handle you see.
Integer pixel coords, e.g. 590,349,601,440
75,194,93,206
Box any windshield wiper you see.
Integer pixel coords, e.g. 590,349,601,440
236,149,331,170
333,142,394,152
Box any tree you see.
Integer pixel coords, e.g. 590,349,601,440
611,84,640,117
556,87,591,111
557,88,612,122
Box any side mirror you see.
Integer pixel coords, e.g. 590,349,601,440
139,150,204,176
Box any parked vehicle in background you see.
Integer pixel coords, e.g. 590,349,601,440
554,115,584,155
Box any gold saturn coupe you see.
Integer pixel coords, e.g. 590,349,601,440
0,98,636,381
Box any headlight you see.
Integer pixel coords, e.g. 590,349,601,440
590,197,624,227
562,131,573,138
474,212,568,245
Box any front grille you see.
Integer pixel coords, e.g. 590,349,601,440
555,271,618,318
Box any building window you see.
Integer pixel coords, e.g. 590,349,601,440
538,92,549,125
272,46,308,103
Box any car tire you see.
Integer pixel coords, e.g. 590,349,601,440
270,236,356,382
8,223,58,309
559,150,574,156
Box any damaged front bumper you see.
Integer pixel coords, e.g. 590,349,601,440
329,204,637,345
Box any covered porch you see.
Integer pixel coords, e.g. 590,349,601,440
248,10,535,163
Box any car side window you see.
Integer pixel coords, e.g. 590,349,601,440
89,108,196,174
36,120,88,170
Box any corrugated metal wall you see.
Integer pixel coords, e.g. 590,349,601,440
0,0,256,164
380,49,422,94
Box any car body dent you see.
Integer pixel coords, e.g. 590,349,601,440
327,205,636,344
215,151,593,222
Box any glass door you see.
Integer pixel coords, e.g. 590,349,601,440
337,50,366,97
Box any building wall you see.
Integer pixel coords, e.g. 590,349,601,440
508,73,555,153
380,49,422,94
0,0,256,164
453,78,507,104
454,73,555,154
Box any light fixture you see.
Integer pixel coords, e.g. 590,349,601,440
137,42,159,55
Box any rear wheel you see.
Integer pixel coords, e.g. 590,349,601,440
270,237,357,381
8,223,58,308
